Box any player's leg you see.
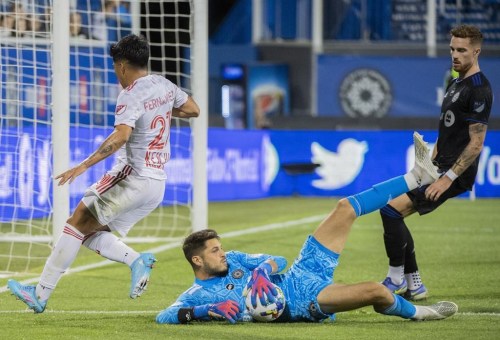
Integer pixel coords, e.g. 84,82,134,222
402,183,466,301
347,132,439,217
7,201,101,312
82,229,140,266
317,282,457,321
312,198,356,254
81,174,164,298
314,133,439,254
83,229,156,298
402,224,428,301
318,282,408,314
380,194,416,295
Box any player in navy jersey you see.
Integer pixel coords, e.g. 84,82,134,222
379,24,492,301
156,138,458,324
8,34,200,313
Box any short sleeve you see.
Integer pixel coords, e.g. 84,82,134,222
467,83,492,124
173,86,189,109
113,90,142,128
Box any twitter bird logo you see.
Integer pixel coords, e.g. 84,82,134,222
311,139,368,190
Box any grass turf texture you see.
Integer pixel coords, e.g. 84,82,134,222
1,197,499,339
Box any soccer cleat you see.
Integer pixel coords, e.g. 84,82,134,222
404,284,428,301
381,277,408,295
411,301,458,321
412,132,440,186
7,279,47,313
130,252,157,299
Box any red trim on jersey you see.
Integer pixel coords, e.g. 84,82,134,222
95,165,133,195
126,80,137,92
63,226,84,241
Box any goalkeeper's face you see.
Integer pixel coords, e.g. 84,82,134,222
200,238,229,277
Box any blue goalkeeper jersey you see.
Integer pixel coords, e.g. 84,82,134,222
156,251,287,324
156,235,340,324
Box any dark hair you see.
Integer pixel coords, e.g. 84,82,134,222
450,24,483,46
109,34,149,68
182,229,220,267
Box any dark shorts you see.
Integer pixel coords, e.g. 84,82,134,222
407,180,468,215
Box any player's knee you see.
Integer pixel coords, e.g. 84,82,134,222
67,210,101,236
337,198,356,217
366,282,393,304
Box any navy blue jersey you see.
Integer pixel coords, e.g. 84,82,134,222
436,72,492,189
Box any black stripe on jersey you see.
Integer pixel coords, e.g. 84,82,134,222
471,73,482,87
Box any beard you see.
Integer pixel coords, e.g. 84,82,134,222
205,262,229,277
214,268,229,277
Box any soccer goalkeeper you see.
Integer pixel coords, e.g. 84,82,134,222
8,34,200,313
156,133,458,324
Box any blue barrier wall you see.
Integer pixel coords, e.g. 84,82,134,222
1,128,499,221
317,56,500,118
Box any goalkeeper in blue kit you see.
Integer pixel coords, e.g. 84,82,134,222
156,133,459,324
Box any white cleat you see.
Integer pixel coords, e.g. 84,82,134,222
412,301,458,321
412,132,440,186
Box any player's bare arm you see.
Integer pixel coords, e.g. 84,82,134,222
451,123,487,175
172,96,200,118
55,124,133,186
425,122,487,201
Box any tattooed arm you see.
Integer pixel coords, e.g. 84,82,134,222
55,124,133,186
448,123,487,176
425,123,487,201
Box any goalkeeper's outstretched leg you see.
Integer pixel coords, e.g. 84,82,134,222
310,132,456,321
155,134,457,324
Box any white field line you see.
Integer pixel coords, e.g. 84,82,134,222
0,309,498,317
0,214,326,294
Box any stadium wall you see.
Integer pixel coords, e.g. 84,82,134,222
1,128,499,222
316,55,500,119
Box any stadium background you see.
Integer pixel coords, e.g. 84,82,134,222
1,4,499,338
2,0,499,221
81,0,500,199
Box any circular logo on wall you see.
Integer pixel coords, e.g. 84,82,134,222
339,68,392,118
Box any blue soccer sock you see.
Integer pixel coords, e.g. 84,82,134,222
347,176,410,217
380,293,416,319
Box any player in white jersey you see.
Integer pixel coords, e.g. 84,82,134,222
8,34,200,313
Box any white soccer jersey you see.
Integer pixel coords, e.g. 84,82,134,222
113,74,188,179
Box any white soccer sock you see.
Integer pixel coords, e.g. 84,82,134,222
36,223,85,301
83,231,139,267
403,172,419,191
387,265,405,285
405,271,423,290
405,160,440,191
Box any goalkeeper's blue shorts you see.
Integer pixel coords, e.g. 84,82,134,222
272,235,339,322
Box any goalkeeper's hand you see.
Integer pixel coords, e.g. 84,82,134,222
193,300,241,324
244,262,278,308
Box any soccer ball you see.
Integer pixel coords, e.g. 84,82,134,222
245,285,286,322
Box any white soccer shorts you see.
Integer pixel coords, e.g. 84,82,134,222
82,163,166,237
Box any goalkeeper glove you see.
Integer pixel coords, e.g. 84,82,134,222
244,262,278,308
193,300,241,324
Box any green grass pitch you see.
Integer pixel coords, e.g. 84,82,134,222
1,197,499,339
